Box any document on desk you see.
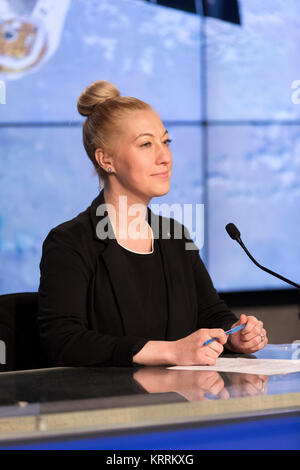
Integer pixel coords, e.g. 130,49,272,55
167,358,300,375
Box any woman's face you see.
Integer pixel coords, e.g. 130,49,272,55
111,109,173,201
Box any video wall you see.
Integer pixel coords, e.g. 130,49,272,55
0,0,299,294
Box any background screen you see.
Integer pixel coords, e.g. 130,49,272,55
0,0,299,294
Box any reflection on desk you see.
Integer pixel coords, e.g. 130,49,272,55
0,344,299,446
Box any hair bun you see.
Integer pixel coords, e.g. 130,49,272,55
77,81,120,117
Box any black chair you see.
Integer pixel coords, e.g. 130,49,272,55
0,292,49,372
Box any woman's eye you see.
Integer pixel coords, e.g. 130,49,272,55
140,139,172,148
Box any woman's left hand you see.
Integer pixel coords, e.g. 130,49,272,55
226,314,268,354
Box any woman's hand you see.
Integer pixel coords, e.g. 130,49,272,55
170,328,228,366
226,314,268,354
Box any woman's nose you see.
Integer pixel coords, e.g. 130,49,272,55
156,144,172,164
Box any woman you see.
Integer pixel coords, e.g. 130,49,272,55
38,80,268,367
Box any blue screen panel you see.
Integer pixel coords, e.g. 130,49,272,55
206,0,300,120
0,0,202,123
0,126,98,294
207,124,300,291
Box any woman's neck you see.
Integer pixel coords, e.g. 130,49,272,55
103,187,151,243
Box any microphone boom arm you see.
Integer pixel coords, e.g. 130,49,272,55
237,237,300,289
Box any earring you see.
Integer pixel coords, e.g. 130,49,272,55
107,167,112,173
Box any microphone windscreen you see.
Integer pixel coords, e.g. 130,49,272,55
226,223,241,240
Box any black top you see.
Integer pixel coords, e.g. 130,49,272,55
114,237,168,344
37,189,238,367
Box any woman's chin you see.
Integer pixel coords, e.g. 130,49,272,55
151,182,171,198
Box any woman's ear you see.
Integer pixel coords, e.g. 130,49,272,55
95,148,115,173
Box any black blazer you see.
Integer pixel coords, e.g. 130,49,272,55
38,189,237,367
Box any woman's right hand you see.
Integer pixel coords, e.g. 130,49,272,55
170,328,228,366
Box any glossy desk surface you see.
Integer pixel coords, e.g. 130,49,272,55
0,344,299,445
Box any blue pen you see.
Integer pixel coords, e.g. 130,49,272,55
202,323,246,347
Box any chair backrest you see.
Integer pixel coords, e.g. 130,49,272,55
0,292,48,372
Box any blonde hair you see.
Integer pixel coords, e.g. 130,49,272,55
77,80,151,186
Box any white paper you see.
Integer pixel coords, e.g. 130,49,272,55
167,358,300,375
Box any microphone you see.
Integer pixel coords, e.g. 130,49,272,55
225,223,300,289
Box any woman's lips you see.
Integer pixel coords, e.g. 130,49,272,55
151,171,169,178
